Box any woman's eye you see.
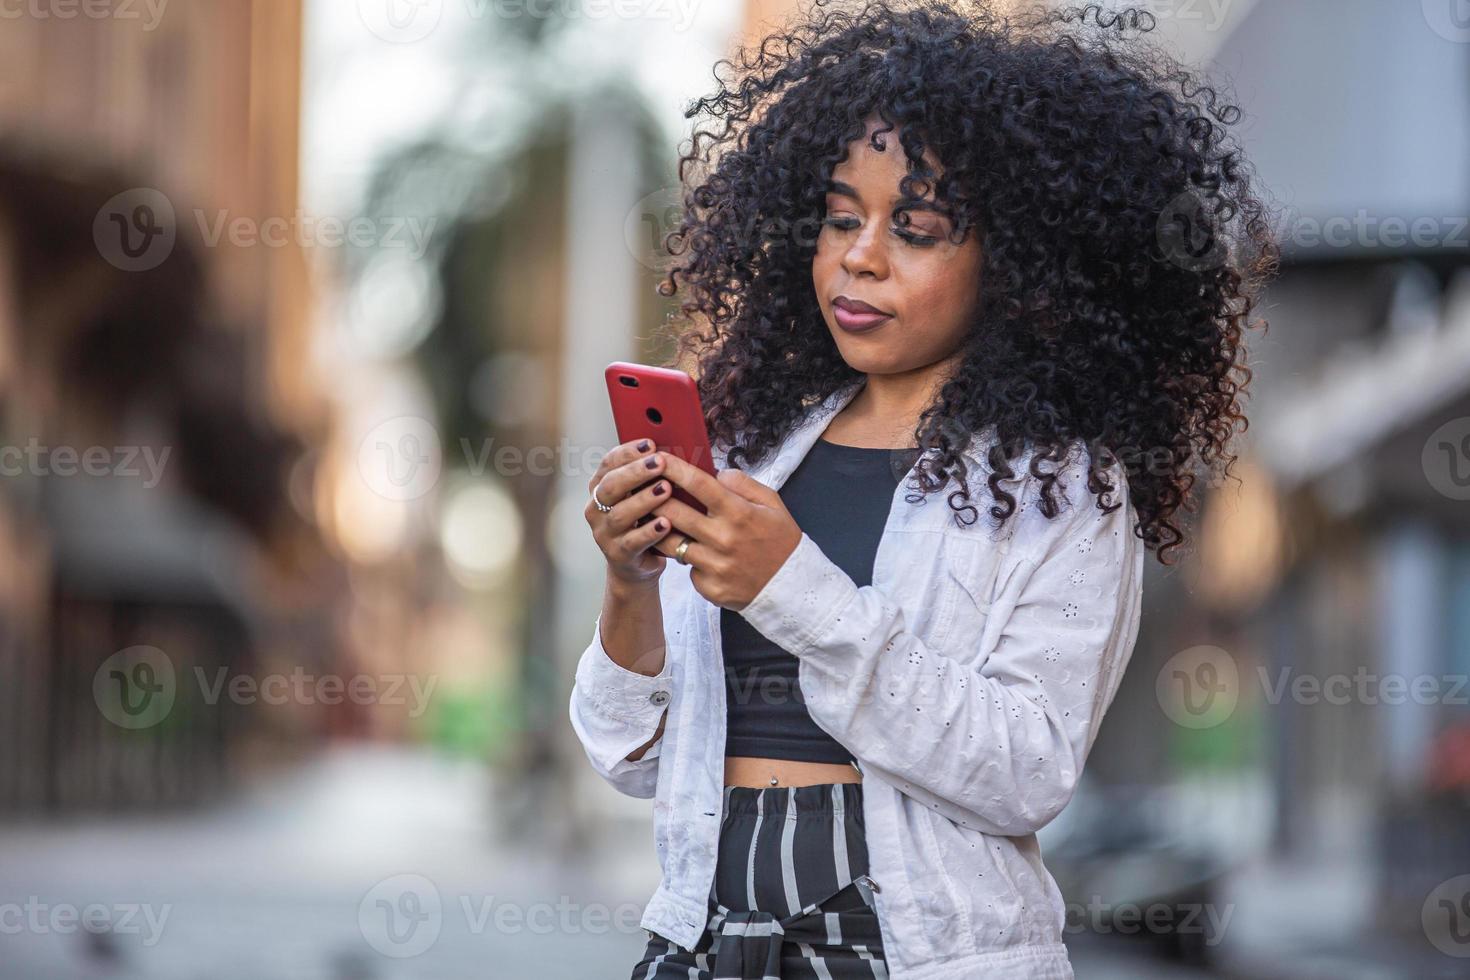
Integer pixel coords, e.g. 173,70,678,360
893,227,938,247
820,214,936,246
820,214,860,231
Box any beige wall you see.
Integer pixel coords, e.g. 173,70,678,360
0,1,317,433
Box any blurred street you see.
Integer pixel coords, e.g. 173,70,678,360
0,744,661,980
0,742,1229,980
1,742,1455,980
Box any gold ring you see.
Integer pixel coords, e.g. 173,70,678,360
674,537,692,565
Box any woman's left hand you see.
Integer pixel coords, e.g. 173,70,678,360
648,453,803,611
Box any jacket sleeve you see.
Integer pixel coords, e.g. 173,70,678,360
737,450,1143,836
567,610,674,800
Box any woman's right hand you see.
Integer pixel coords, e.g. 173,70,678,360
585,438,675,587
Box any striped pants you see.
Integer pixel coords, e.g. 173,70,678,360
630,782,888,979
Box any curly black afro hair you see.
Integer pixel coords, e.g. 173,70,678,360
655,0,1280,562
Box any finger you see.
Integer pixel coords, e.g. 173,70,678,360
652,532,705,568
588,437,657,493
603,477,673,535
610,512,674,564
658,453,730,513
596,448,667,504
649,495,718,542
716,467,777,506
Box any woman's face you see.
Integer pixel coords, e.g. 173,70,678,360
811,118,983,378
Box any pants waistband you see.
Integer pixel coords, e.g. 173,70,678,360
721,782,863,816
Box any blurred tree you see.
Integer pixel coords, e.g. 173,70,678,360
346,8,677,826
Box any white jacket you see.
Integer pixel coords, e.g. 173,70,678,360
569,378,1144,979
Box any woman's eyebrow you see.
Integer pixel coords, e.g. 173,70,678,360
825,178,949,216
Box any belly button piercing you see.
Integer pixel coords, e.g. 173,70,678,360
769,775,779,786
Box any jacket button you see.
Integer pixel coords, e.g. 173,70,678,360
650,690,670,706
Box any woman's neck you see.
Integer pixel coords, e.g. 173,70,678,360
827,361,956,449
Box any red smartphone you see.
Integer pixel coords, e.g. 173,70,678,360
605,361,717,518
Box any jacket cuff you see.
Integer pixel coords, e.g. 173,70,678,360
737,532,858,656
575,612,675,726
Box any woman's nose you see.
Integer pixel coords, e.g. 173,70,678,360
842,221,887,279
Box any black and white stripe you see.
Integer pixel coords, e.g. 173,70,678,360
629,783,887,980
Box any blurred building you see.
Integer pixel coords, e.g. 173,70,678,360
1062,0,1470,972
0,1,362,813
0,0,315,424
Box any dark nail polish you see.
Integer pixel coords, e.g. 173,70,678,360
655,519,667,531
652,482,667,495
644,456,659,469
637,440,650,452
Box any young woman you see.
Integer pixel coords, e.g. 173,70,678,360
572,2,1277,977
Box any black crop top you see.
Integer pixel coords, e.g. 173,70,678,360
722,435,919,763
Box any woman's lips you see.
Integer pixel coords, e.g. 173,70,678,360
832,296,893,333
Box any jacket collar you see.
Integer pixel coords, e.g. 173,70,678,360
715,377,992,492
